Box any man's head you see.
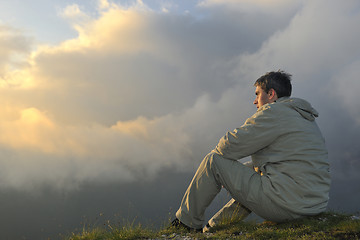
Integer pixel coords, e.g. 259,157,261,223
253,70,292,108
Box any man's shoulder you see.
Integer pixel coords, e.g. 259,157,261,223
256,99,290,114
258,97,314,113
251,97,307,123
247,103,286,125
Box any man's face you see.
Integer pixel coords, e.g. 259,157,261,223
253,86,275,109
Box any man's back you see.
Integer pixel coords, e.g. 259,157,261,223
251,97,330,215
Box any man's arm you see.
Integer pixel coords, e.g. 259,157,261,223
212,106,282,161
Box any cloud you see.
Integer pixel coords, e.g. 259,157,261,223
60,4,88,19
229,0,360,182
330,61,360,123
1,0,360,195
232,0,360,117
199,0,303,14
0,105,195,190
0,24,32,77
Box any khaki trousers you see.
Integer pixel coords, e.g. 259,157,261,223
176,152,300,229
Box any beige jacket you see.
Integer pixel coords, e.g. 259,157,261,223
213,97,330,215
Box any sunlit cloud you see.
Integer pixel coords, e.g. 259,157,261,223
0,105,194,190
0,0,359,193
0,108,55,152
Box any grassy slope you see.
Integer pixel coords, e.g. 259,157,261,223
65,212,360,240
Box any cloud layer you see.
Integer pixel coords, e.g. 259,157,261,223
0,0,360,194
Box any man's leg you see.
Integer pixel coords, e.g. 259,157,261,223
175,152,298,230
175,153,222,229
175,152,258,229
206,198,251,230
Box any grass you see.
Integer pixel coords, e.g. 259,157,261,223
64,212,360,240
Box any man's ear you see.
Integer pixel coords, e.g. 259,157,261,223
268,88,278,100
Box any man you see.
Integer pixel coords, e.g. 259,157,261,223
172,70,330,232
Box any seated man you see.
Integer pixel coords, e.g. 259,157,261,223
172,70,330,232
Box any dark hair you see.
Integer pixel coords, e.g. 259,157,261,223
254,70,292,98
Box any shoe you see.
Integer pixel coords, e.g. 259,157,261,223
202,223,211,233
170,218,202,232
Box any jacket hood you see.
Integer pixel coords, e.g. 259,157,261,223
278,97,319,121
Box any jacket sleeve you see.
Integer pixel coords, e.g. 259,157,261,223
212,105,282,161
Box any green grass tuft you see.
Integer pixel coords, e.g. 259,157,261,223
63,212,360,240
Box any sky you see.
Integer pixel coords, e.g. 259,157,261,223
1,0,360,239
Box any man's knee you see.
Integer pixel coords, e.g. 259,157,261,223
204,151,238,170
